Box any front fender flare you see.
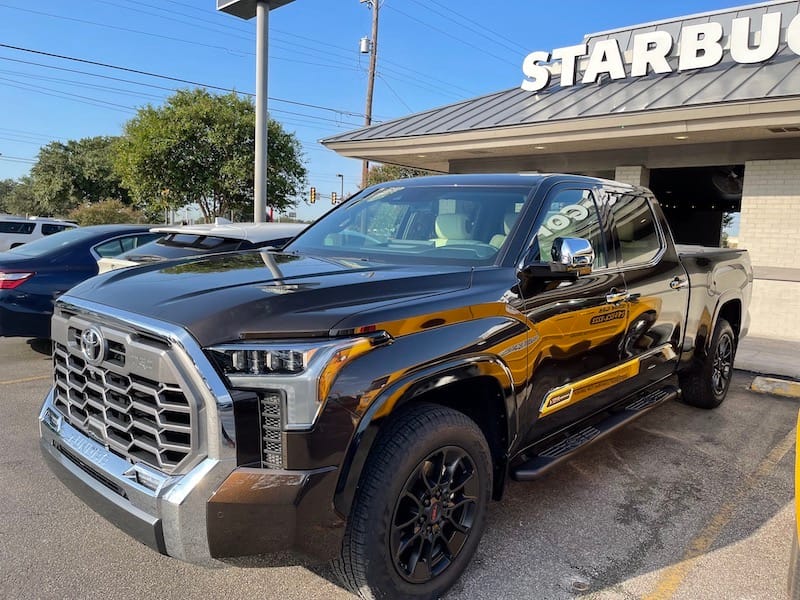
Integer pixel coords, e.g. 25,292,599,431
333,354,517,518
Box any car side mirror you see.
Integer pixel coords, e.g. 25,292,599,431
551,237,594,276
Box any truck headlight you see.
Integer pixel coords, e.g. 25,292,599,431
208,333,389,430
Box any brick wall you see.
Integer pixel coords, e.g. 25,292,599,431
739,160,800,268
739,159,800,341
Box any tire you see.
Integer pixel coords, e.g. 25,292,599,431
333,403,493,600
680,318,736,409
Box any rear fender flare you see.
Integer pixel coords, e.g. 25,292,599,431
697,291,743,358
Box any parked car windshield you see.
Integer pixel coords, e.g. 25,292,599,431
286,185,531,266
4,227,99,257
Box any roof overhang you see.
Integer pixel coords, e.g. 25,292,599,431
322,98,800,172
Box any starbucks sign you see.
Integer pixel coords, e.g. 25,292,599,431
521,11,800,92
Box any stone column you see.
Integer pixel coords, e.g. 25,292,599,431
614,165,650,187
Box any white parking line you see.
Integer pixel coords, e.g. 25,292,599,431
0,375,50,385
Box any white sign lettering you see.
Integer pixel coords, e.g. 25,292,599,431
521,11,798,92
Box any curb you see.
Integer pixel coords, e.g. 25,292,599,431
750,376,800,399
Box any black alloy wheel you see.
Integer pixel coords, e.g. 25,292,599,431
390,446,479,584
680,317,736,409
333,403,492,600
710,329,734,397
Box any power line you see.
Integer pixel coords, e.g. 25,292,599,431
0,77,136,113
0,44,374,119
377,74,413,113
0,126,64,141
1,4,364,75
0,3,252,57
153,0,480,96
89,0,254,42
0,135,49,146
0,68,165,102
0,154,37,164
423,0,529,55
1,2,464,102
383,5,513,66
0,64,363,127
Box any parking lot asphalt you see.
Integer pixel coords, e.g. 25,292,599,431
1,336,796,600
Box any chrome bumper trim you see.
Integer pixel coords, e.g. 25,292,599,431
40,389,236,564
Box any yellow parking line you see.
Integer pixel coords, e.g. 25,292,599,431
0,375,50,385
644,426,796,600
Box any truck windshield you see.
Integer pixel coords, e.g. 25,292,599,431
286,185,531,265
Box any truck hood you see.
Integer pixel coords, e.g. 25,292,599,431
66,250,473,346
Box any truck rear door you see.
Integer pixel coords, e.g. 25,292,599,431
607,190,690,393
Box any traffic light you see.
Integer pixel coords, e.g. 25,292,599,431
309,187,316,203
331,192,338,204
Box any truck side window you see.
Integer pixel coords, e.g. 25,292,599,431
610,195,661,266
532,189,607,269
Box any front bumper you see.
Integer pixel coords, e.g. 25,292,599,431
39,388,344,564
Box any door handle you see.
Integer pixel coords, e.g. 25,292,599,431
606,289,630,304
670,277,689,290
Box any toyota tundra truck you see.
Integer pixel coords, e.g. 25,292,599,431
38,174,752,599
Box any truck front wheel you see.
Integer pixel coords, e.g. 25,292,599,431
334,403,492,599
681,318,736,409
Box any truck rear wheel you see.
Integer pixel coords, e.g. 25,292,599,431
680,318,736,409
334,403,492,599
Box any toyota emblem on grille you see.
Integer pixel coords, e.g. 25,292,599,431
80,326,107,366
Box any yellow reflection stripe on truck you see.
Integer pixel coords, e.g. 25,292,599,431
539,359,640,417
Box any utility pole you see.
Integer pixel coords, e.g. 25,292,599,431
361,0,379,188
337,173,344,199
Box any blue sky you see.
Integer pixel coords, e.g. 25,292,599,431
0,0,746,220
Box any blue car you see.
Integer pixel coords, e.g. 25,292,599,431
0,224,159,338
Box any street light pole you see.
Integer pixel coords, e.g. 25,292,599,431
337,173,344,199
217,0,296,222
254,1,269,223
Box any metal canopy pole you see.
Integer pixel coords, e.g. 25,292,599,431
254,0,269,223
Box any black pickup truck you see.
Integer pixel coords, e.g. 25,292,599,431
39,174,752,599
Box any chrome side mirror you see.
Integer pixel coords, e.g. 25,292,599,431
552,237,594,275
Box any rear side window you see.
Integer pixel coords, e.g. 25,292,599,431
94,233,160,258
610,195,661,266
0,221,35,234
41,223,71,236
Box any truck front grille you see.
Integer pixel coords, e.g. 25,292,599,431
52,323,194,474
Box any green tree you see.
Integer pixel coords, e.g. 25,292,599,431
0,178,16,213
115,89,307,221
68,199,146,225
0,177,42,216
30,136,130,216
365,164,435,187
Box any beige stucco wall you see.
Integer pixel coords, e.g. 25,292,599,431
738,159,800,341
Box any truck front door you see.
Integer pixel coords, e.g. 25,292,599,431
516,184,632,444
